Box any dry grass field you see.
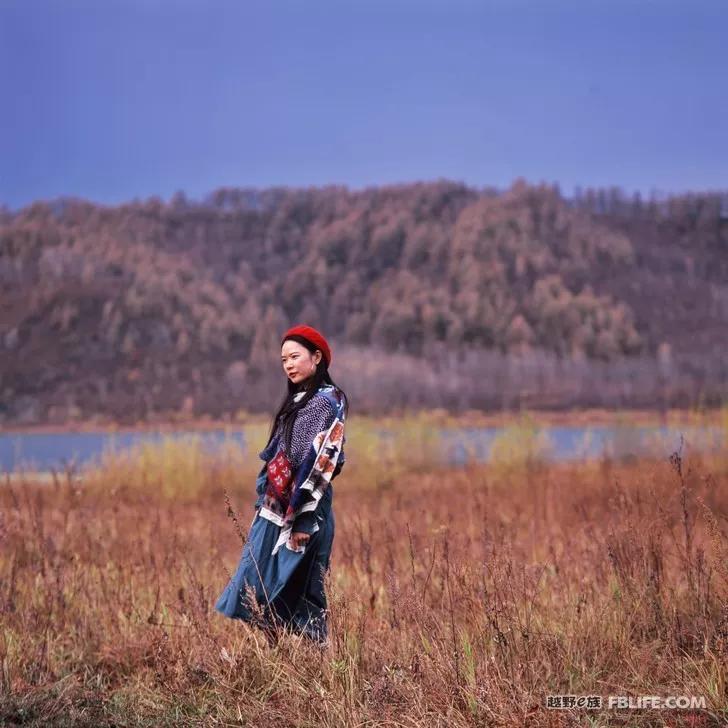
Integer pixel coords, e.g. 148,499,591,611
1,417,727,726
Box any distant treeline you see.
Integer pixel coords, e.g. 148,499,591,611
1,180,726,424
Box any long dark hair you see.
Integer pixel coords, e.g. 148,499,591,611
265,334,349,454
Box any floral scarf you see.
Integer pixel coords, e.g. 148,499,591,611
257,383,346,555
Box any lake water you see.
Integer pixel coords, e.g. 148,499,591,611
0,424,723,474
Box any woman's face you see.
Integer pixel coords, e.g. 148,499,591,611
281,340,322,385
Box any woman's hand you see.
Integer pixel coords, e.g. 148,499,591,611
289,531,311,550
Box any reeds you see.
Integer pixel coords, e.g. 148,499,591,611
1,418,727,726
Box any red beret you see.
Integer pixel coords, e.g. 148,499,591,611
281,324,332,367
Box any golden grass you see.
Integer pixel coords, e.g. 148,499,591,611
1,417,727,726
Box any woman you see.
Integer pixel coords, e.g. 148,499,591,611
215,324,348,646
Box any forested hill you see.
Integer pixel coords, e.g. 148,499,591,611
1,180,727,424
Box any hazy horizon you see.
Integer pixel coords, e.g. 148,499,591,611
6,176,728,215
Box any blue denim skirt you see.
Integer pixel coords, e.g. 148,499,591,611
215,502,335,643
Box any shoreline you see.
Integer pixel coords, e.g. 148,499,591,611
0,406,724,436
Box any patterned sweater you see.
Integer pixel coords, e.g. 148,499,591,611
273,392,335,470
255,386,346,549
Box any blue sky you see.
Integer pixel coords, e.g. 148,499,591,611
1,0,726,208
